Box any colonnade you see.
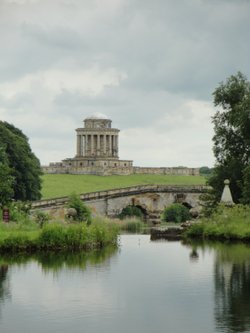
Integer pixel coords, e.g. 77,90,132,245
76,133,119,157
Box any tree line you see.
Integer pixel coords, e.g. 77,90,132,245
209,72,250,204
0,121,42,205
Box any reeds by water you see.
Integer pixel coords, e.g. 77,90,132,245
185,205,250,241
0,220,119,252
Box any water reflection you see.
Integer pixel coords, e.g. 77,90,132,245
1,237,250,333
185,241,250,333
189,246,199,262
214,243,250,333
0,244,118,274
0,265,10,302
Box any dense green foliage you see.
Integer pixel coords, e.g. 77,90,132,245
67,193,92,224
9,201,32,223
185,205,250,240
199,166,213,176
162,203,191,223
0,221,119,252
241,165,250,204
0,121,42,202
0,147,14,205
34,210,51,228
41,174,206,199
118,205,144,220
209,72,250,203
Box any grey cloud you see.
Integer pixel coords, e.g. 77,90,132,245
1,0,250,97
0,0,249,166
0,93,34,109
21,23,84,50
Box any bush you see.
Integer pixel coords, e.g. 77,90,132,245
118,205,144,220
162,203,191,223
38,223,90,250
67,193,92,224
8,201,32,223
34,210,50,228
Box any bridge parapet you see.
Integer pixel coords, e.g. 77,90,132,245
32,185,209,210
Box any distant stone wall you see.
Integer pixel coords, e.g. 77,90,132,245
42,165,199,176
133,167,199,176
41,165,134,176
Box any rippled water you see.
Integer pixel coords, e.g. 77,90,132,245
1,235,250,333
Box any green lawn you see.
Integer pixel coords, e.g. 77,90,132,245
41,174,206,199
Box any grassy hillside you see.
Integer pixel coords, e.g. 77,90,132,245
41,174,206,199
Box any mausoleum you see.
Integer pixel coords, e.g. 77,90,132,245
43,114,199,176
44,114,133,175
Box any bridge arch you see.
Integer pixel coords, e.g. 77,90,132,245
182,202,193,210
118,202,149,221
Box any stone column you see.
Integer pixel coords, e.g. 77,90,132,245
116,135,119,157
97,134,100,156
85,135,88,156
91,134,94,155
82,135,85,156
114,135,118,157
76,134,81,156
112,135,115,156
109,135,112,156
103,134,106,155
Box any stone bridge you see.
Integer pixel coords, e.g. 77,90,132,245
32,185,208,223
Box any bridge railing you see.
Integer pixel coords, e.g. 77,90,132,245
32,185,210,209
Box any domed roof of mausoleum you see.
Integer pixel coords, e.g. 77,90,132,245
85,112,109,120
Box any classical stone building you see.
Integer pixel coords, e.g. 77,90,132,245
43,115,199,176
43,115,133,175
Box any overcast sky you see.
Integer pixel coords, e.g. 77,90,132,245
1,0,250,168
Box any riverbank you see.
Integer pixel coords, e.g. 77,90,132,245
0,221,119,252
184,205,250,241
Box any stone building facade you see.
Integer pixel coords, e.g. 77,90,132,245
42,115,199,176
43,115,133,175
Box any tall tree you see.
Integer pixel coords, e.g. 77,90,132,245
209,72,250,202
0,121,42,202
0,147,14,205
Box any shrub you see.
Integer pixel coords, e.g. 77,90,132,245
162,203,191,223
8,201,32,223
118,205,144,219
38,223,66,249
67,193,92,224
34,210,50,228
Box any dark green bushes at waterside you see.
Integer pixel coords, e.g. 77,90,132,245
185,205,250,241
0,222,119,252
162,203,191,223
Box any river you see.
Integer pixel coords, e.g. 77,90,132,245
1,234,250,333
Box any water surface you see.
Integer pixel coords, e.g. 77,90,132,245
1,235,250,333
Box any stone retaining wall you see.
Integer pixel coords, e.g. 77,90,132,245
42,165,199,176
